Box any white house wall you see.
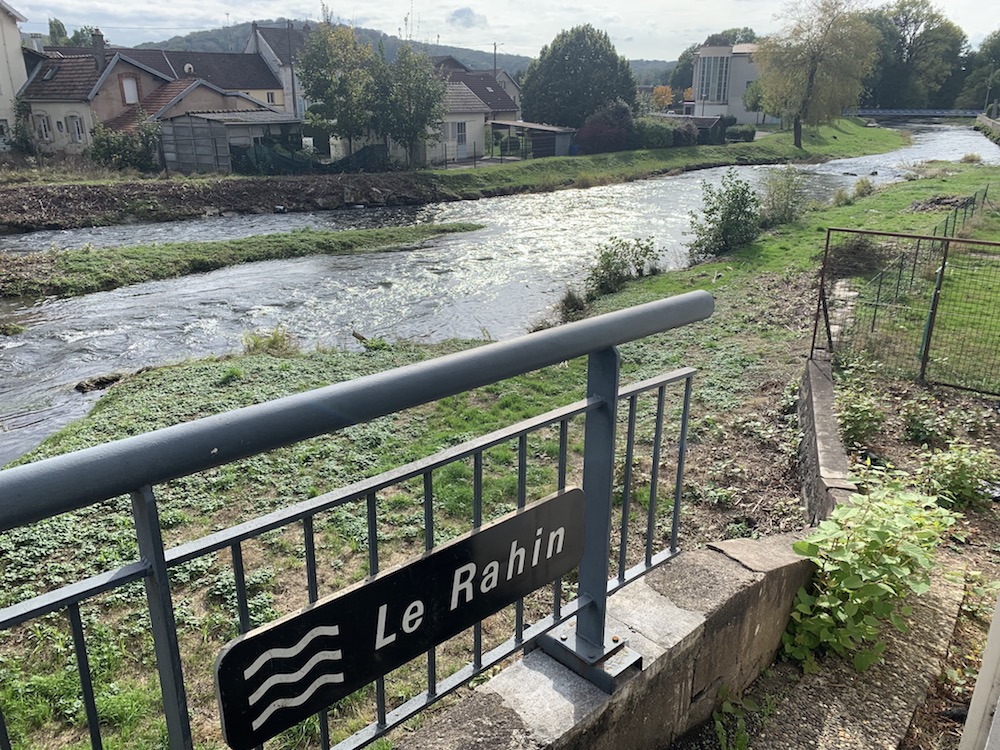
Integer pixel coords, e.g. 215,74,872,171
0,5,26,148
28,104,96,155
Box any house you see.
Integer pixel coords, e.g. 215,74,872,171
691,43,773,125
19,32,282,157
0,0,27,149
433,56,520,123
161,109,303,173
423,81,491,164
244,22,309,117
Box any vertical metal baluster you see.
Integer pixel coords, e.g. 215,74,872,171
645,386,667,566
231,543,251,634
423,472,437,697
367,492,387,728
672,377,694,554
0,699,11,750
618,396,638,583
68,603,103,750
130,486,192,750
473,454,483,672
515,435,527,643
553,420,568,618
303,517,331,749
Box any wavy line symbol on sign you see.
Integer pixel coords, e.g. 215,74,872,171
243,624,345,731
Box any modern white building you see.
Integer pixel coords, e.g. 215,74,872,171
691,43,768,125
0,0,27,149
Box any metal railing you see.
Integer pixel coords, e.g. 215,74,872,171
0,291,713,750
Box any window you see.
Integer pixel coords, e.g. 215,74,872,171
697,55,730,103
456,121,466,146
266,91,276,104
34,114,51,141
67,115,85,143
120,75,140,104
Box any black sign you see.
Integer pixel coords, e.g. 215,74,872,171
215,487,585,749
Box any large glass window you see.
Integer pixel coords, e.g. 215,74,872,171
697,56,731,103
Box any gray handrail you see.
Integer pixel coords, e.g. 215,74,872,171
0,290,713,530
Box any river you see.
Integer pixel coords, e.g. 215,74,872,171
1,123,998,466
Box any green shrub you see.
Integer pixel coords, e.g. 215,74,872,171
832,187,854,207
726,124,756,142
760,165,805,228
636,117,676,149
919,442,999,507
574,100,639,154
688,168,761,260
853,177,875,198
836,388,885,448
783,477,958,673
242,326,300,357
585,236,659,299
901,398,955,447
672,120,699,147
85,118,161,172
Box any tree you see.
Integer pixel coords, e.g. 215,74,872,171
954,30,1000,109
755,0,879,148
743,79,766,123
299,22,374,155
688,168,761,260
862,0,966,108
47,18,68,45
68,25,99,46
703,27,757,46
670,44,699,93
521,25,637,128
384,45,446,167
652,85,674,110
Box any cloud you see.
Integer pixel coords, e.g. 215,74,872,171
446,7,487,29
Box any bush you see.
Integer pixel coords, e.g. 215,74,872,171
86,118,161,172
672,120,699,147
760,165,806,228
919,442,1000,507
836,388,885,448
242,326,300,357
688,168,760,260
585,236,658,299
636,118,676,149
574,100,639,154
832,187,854,207
720,115,738,128
853,177,875,198
783,475,958,673
725,124,756,142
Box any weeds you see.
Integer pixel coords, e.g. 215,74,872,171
918,442,1000,507
242,326,300,357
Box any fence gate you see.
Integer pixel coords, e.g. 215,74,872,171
812,221,1000,396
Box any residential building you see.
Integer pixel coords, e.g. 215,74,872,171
691,43,769,125
19,32,281,157
244,22,309,117
0,0,26,149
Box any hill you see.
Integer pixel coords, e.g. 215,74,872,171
138,19,672,78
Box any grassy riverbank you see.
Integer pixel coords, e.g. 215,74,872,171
0,223,482,299
0,119,906,233
1,162,997,749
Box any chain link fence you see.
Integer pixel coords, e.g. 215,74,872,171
811,185,1000,395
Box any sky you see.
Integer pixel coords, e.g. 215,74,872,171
12,0,999,62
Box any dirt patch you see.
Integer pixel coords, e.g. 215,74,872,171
910,194,975,212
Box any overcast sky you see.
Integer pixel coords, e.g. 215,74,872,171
13,0,999,62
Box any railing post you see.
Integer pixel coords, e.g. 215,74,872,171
919,240,950,382
131,486,193,750
538,347,641,692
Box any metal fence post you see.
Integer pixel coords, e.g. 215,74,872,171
919,240,950,382
131,486,193,750
538,347,641,692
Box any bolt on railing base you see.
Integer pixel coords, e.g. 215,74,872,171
537,621,642,693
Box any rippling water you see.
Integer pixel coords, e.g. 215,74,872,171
1,122,998,465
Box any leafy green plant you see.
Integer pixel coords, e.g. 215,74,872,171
832,187,853,207
836,388,885,448
853,176,875,198
688,168,761,261
713,685,758,750
85,117,161,172
760,165,806,228
901,398,955,447
242,326,300,357
783,478,958,673
584,236,659,299
918,442,1000,507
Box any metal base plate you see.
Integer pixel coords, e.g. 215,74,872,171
537,622,642,693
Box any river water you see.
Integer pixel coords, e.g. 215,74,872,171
1,123,998,466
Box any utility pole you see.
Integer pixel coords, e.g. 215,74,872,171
986,61,996,115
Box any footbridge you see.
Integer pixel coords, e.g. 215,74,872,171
845,108,982,118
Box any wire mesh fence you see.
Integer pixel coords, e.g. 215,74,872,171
811,185,1000,395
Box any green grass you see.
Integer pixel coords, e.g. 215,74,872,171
0,223,482,299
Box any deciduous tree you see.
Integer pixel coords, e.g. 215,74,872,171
755,0,879,148
521,25,636,128
299,21,374,155
652,85,674,110
383,45,446,167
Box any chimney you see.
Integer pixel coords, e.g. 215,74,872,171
251,21,259,53
92,29,106,73
29,33,43,52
